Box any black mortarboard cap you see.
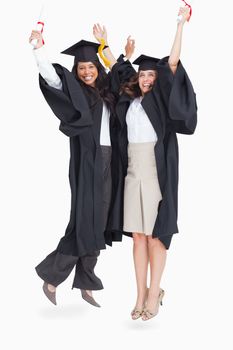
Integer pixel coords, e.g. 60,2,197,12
61,39,107,63
133,54,160,71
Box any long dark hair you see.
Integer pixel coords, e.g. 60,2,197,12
121,70,158,98
120,73,141,98
72,61,116,113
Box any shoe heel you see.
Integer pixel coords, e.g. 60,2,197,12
159,288,165,306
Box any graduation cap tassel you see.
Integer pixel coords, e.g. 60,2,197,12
98,38,111,68
177,0,192,23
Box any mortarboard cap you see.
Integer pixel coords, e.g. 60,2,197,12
133,54,160,71
61,39,108,63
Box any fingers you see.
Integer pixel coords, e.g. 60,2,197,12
178,5,190,22
29,29,43,47
93,24,97,35
31,30,41,34
29,30,40,38
93,23,104,34
178,6,190,16
97,23,103,34
29,30,40,42
126,35,135,47
29,30,41,37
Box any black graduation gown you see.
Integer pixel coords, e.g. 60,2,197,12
39,63,120,257
105,57,198,249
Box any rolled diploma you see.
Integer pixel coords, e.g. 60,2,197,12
31,5,45,47
176,0,191,22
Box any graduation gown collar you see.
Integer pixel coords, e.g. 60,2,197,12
54,64,90,113
116,93,131,128
141,90,163,140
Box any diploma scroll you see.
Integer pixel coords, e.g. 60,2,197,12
177,0,192,23
31,5,45,47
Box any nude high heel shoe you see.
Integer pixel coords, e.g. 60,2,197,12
131,288,149,320
141,288,165,321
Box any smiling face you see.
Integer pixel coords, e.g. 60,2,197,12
77,61,98,87
138,70,157,96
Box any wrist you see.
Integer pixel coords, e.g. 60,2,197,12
98,38,108,46
177,21,184,29
34,43,43,50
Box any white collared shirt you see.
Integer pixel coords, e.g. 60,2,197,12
33,46,62,90
126,97,158,143
33,46,111,145
100,103,111,145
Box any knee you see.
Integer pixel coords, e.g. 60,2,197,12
133,233,147,246
147,236,166,250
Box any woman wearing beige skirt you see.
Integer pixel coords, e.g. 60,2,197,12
110,6,197,320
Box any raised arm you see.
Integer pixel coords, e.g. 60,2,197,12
168,6,191,74
29,30,62,90
93,23,117,69
124,36,135,60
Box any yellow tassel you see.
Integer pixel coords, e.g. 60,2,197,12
98,38,111,68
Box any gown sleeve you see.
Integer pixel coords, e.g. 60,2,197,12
33,46,63,90
156,56,197,135
110,55,136,94
39,64,93,137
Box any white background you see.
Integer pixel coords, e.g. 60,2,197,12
1,0,233,349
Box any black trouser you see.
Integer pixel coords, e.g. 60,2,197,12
35,146,112,290
35,249,103,289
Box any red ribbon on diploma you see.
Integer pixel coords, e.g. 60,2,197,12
181,0,192,21
37,21,45,44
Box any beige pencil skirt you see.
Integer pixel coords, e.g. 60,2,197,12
123,142,162,235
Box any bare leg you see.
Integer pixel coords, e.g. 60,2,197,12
145,236,166,314
132,233,149,312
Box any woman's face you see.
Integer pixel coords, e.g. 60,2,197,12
138,70,157,96
77,62,98,87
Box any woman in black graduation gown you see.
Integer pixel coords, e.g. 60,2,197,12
107,7,197,320
29,26,135,307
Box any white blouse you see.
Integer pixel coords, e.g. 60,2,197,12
126,97,158,143
33,46,62,90
33,46,111,146
100,103,111,145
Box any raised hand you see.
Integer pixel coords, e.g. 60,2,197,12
125,36,135,60
178,6,191,24
29,30,44,49
93,23,108,45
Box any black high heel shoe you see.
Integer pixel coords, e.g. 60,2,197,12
42,282,57,305
81,289,101,308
